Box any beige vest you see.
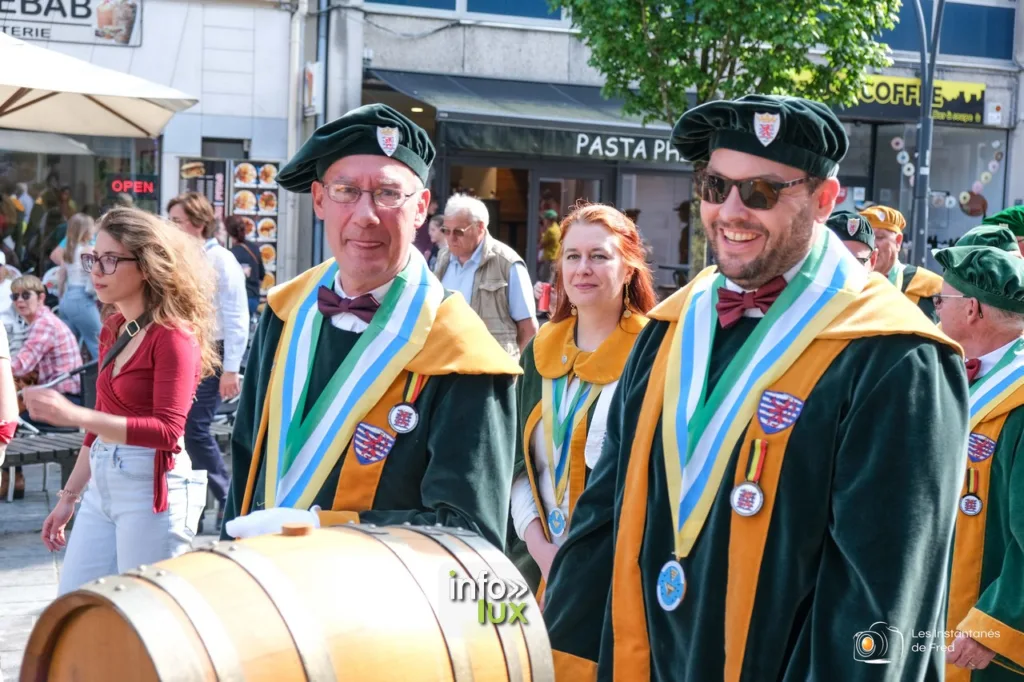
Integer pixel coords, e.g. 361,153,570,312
435,235,523,359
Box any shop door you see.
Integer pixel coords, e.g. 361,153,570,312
530,168,612,281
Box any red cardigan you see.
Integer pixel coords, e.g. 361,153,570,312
85,313,202,511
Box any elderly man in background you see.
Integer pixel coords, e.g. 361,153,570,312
983,205,1024,252
434,193,538,357
826,210,877,271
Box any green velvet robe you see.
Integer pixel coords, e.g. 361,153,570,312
543,315,969,681
901,265,941,324
222,306,518,550
947,405,1024,681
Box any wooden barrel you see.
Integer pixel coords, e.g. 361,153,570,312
21,523,553,682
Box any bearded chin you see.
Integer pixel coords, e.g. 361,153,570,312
710,204,817,287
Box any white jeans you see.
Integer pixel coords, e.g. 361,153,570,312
58,439,207,595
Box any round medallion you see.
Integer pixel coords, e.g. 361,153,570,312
387,402,419,434
959,494,983,517
547,507,566,538
730,481,765,517
656,559,686,612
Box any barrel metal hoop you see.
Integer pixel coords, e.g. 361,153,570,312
125,566,245,682
80,578,207,682
342,524,477,682
407,525,555,682
200,542,338,682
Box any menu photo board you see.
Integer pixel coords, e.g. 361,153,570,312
229,160,280,299
0,0,142,46
178,158,227,223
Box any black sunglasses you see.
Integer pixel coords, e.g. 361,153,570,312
10,291,38,301
698,172,811,210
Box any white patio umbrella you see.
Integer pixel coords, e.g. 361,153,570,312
0,33,197,138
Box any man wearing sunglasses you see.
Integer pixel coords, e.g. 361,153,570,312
542,94,969,682
825,210,877,271
861,205,943,323
221,104,521,553
931,243,1024,678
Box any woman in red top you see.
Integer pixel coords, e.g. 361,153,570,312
26,207,219,595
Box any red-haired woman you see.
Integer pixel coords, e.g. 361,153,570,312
508,203,656,595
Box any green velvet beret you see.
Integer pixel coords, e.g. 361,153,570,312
277,103,435,192
955,225,1021,254
933,245,1024,314
826,210,875,249
671,95,848,178
982,206,1024,238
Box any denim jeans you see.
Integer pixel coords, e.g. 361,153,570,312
58,439,207,596
59,285,101,361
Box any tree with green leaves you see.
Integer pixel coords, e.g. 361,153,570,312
557,0,901,273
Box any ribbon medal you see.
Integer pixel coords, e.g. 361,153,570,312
730,439,767,517
388,372,428,435
541,374,600,538
657,559,686,612
960,468,983,517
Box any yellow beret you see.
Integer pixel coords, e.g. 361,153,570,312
859,205,906,234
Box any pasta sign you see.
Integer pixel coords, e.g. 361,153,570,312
0,0,141,46
575,133,683,163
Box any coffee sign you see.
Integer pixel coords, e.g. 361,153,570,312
0,0,141,46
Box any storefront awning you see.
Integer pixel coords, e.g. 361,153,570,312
368,69,673,137
0,129,93,156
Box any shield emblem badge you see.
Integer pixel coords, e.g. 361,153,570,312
968,432,996,463
353,422,396,465
377,126,400,157
847,218,860,237
754,113,781,147
757,390,804,434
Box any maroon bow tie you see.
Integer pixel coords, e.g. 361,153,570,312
317,286,380,324
965,358,981,383
716,276,788,329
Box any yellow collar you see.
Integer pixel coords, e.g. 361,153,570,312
533,313,648,384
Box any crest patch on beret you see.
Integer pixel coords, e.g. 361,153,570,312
377,126,399,157
754,112,780,147
847,218,860,237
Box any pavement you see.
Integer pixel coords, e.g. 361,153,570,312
0,463,220,682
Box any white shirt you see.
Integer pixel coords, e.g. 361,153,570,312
328,274,393,333
719,252,809,319
509,378,618,546
975,337,1022,380
65,244,93,291
205,238,250,373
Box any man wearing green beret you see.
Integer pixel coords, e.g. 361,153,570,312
983,206,1024,251
955,225,1023,256
826,210,877,271
542,94,969,681
932,245,1024,681
221,104,521,549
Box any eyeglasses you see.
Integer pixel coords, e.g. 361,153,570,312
324,184,417,209
697,172,811,210
854,255,872,265
932,293,970,307
439,226,474,238
10,291,38,301
81,253,138,275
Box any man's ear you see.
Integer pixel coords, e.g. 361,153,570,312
869,249,878,270
814,178,841,223
312,181,326,221
895,232,904,249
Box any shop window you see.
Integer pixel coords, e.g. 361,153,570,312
872,124,1008,269
880,1,1014,61
370,0,457,8
467,0,559,19
621,173,693,291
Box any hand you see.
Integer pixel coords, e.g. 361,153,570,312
41,498,77,551
533,282,545,299
23,387,82,427
946,633,997,670
527,536,560,581
219,372,241,401
223,506,320,539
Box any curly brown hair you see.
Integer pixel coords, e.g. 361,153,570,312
97,208,220,378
